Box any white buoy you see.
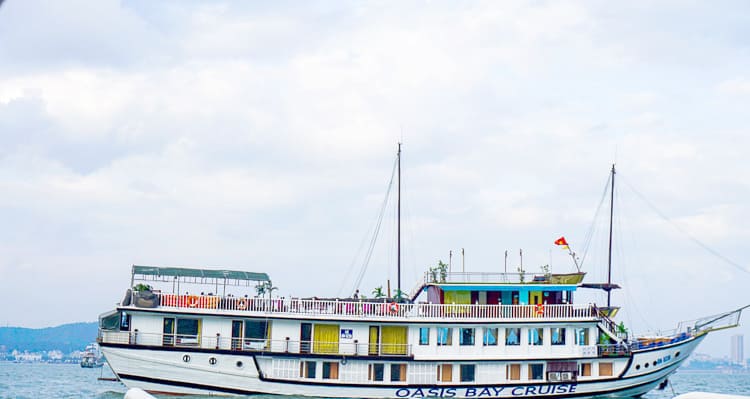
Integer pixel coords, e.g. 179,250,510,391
124,388,157,399
674,393,750,399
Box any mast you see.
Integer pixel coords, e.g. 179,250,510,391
397,142,402,301
607,164,616,308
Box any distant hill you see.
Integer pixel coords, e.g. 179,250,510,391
0,322,98,353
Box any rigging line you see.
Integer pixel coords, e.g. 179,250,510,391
337,195,384,297
580,170,612,268
620,174,750,276
352,156,399,293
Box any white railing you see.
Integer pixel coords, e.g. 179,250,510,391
423,271,536,284
135,293,598,321
99,330,411,356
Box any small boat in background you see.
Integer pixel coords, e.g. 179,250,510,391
80,343,104,368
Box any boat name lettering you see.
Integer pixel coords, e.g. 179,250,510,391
394,384,578,398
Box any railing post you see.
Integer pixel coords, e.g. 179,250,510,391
216,333,220,350
285,337,290,353
354,339,358,356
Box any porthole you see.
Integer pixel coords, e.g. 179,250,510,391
644,363,649,368
209,357,217,365
236,360,244,368
635,365,641,370
182,354,191,363
653,361,657,366
675,351,681,357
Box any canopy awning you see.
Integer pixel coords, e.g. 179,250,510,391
132,265,270,282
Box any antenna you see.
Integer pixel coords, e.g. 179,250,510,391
461,248,465,273
504,250,508,274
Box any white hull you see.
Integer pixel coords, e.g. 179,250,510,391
102,335,703,398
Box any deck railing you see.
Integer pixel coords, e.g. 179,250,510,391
131,292,598,321
98,330,411,356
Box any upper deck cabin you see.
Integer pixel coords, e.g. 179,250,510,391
418,271,585,307
116,266,602,324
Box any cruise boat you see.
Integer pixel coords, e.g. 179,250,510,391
80,343,104,368
97,152,747,397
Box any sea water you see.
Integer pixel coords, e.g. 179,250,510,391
0,362,747,399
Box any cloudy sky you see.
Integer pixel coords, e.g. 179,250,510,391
1,1,749,357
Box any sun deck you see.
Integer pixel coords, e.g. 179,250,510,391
125,293,601,322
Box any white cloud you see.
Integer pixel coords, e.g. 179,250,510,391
0,1,748,355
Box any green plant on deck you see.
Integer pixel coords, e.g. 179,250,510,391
394,289,406,302
617,322,629,336
133,283,152,292
372,286,385,298
428,260,449,283
256,281,278,300
517,265,526,283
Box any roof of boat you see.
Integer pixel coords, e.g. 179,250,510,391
132,265,270,282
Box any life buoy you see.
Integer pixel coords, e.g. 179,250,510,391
237,299,248,310
188,296,199,308
388,302,399,314
534,303,545,316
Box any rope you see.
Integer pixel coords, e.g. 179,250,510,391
620,174,750,276
580,170,612,268
351,155,399,293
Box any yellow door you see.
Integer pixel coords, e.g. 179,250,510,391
381,326,408,355
530,291,543,305
313,324,339,354
369,326,380,355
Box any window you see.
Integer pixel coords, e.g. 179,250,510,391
419,328,430,345
528,328,543,346
244,320,270,349
483,328,498,346
459,328,475,346
460,365,475,382
528,364,544,380
322,362,339,379
575,328,589,346
438,364,453,382
437,328,453,346
551,328,566,345
313,324,339,354
506,364,521,380
390,364,407,382
580,362,591,377
599,362,613,376
163,318,175,346
369,363,384,381
176,318,200,346
382,326,408,355
120,312,131,331
505,328,520,346
300,361,316,378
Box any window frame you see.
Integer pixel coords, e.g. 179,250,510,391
419,327,430,346
483,327,498,346
437,327,453,346
459,328,475,346
551,327,566,345
460,364,475,382
322,361,339,380
390,363,407,382
528,363,544,380
528,327,544,346
505,328,521,346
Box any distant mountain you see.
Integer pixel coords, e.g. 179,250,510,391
0,322,98,353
